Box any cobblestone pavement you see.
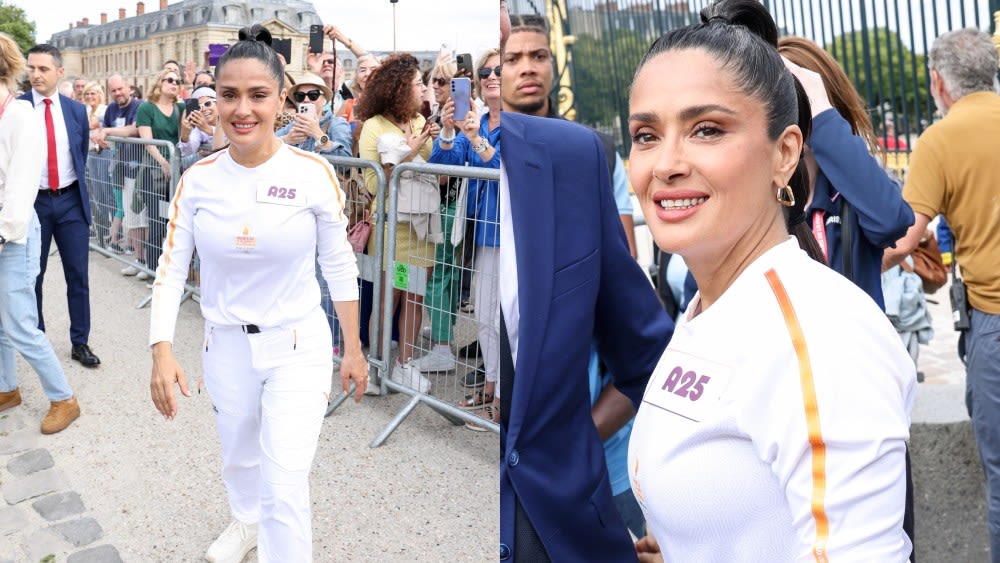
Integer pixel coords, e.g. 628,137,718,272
0,428,122,562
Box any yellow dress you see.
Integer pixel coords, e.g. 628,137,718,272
358,114,436,270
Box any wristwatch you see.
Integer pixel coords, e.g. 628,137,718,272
473,138,490,154
316,134,329,150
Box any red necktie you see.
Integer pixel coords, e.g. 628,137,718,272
43,98,59,190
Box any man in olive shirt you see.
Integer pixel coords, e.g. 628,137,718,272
886,28,1000,560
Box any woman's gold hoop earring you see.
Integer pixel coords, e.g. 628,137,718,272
776,185,795,207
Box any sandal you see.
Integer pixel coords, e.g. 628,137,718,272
458,389,494,410
466,403,498,432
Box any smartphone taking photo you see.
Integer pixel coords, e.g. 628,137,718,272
309,24,324,54
298,103,317,119
451,77,472,122
184,98,200,119
456,53,473,77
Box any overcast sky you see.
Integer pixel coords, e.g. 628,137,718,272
14,0,500,58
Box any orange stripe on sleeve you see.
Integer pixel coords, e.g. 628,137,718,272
764,269,830,563
158,152,222,275
288,146,346,216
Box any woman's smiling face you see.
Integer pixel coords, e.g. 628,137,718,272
628,48,800,262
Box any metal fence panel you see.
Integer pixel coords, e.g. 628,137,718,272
319,155,391,416
85,136,184,308
373,162,503,446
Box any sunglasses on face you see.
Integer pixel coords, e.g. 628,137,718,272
162,77,179,85
477,66,502,79
322,59,336,66
200,100,215,109
292,90,322,102
432,77,448,87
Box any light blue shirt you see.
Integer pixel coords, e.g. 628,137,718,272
588,346,634,496
274,110,351,157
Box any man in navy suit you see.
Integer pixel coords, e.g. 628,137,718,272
23,44,100,367
497,3,673,560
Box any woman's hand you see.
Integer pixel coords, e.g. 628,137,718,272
150,343,192,420
459,107,479,139
407,127,432,152
440,98,457,136
782,57,833,118
188,110,212,135
180,113,195,139
423,118,441,139
291,113,323,144
159,159,171,179
635,533,664,563
340,348,369,403
324,24,344,43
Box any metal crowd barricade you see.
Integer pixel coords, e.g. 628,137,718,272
319,155,388,417
371,161,502,447
85,136,183,308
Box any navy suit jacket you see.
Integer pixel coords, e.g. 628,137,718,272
500,112,673,561
18,92,93,224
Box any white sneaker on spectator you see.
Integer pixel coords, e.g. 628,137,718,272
363,375,382,396
411,347,457,372
136,271,150,281
390,362,431,394
120,265,140,276
204,520,257,563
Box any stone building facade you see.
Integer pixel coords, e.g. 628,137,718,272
48,0,322,95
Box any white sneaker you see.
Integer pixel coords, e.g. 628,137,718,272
390,362,431,394
363,374,382,396
411,348,457,372
136,271,151,281
121,265,140,276
204,520,257,563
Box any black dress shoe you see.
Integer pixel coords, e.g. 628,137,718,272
71,344,101,367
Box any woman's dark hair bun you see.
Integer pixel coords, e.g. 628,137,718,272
701,0,778,47
238,24,272,46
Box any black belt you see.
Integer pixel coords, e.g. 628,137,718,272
243,324,261,334
39,181,78,197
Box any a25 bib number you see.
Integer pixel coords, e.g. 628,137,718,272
660,366,710,402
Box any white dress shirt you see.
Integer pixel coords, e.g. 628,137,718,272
31,91,77,189
0,99,45,243
499,163,518,364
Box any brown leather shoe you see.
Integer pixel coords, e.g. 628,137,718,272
0,388,21,412
41,397,80,434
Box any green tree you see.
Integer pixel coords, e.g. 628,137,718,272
570,30,648,136
826,28,932,127
0,1,36,54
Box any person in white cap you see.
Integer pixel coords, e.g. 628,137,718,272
179,85,218,168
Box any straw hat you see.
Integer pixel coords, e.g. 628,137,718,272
289,73,333,103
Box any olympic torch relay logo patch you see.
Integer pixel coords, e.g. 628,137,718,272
235,225,256,251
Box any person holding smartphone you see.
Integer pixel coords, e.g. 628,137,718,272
430,48,501,427
179,86,217,168
275,73,351,156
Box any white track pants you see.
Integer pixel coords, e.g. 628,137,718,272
202,308,332,562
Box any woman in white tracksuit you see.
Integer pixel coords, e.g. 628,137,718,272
148,25,368,562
